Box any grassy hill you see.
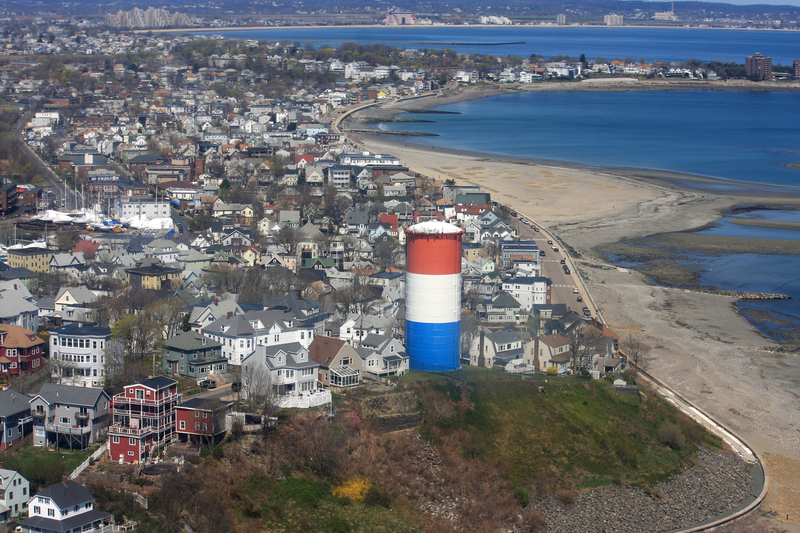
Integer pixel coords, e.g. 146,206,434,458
81,370,723,533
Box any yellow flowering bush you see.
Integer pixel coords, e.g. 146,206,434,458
332,476,372,502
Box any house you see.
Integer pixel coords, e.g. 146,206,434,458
0,280,39,331
482,292,524,323
19,478,112,533
241,342,321,399
0,468,30,518
48,324,112,388
0,324,45,378
202,309,315,366
6,248,56,273
175,397,232,446
162,331,226,380
501,277,552,310
188,298,243,332
125,265,181,290
264,292,327,335
308,336,362,388
356,334,408,379
534,333,572,374
0,389,30,450
54,286,98,312
107,376,180,464
339,314,397,346
29,383,111,449
468,329,525,369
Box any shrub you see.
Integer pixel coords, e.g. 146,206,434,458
213,445,224,459
520,509,547,533
545,366,559,376
326,516,350,533
555,489,578,506
331,477,371,503
658,423,686,450
363,485,392,508
513,485,529,507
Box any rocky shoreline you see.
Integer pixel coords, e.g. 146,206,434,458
529,449,758,533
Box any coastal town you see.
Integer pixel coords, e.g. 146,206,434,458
0,12,796,533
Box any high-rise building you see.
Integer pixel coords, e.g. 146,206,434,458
405,221,464,371
746,52,772,80
556,14,568,25
604,14,623,26
793,60,800,79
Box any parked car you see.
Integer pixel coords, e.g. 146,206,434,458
582,307,591,316
553,247,559,252
560,259,566,264
577,296,583,302
564,268,570,275
573,287,580,294
547,240,553,245
199,379,217,389
533,226,539,232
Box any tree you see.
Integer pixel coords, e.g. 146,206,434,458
622,334,650,373
147,297,187,340
108,312,165,389
277,225,299,255
240,359,279,414
373,238,399,270
566,325,603,375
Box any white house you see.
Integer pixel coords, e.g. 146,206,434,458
48,324,112,388
0,468,29,518
355,334,408,379
20,478,112,533
501,277,551,310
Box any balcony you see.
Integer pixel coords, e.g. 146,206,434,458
108,425,152,437
32,411,46,419
45,424,91,435
111,392,182,407
76,412,90,420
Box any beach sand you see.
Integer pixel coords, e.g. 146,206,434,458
343,86,800,528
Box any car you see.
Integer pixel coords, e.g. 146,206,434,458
547,240,553,245
552,247,559,252
199,379,217,389
560,259,566,264
539,250,545,257
573,288,580,293
577,296,583,302
533,227,539,232
564,268,570,275
582,307,591,316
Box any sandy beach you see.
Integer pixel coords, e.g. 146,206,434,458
342,84,800,529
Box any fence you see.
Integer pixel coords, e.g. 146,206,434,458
70,442,108,480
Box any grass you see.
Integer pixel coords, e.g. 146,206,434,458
1,442,96,492
234,473,428,533
418,376,721,490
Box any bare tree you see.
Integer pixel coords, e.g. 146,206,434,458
240,359,280,414
622,334,650,373
147,297,187,340
566,325,603,375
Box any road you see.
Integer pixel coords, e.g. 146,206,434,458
513,216,596,318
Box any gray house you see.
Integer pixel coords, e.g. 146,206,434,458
0,390,30,451
0,468,30,518
162,331,226,379
29,383,111,450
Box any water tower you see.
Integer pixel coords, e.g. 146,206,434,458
405,221,464,371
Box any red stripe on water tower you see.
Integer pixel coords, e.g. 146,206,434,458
406,232,462,276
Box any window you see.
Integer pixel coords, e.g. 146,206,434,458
179,421,185,430
112,436,119,444
129,438,136,445
93,341,97,349
22,487,26,495
202,423,207,431
60,417,70,424
33,505,40,515
48,509,55,517
135,390,144,399
128,451,134,456
195,422,200,430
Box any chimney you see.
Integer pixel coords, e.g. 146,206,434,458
62,475,69,485
227,312,233,318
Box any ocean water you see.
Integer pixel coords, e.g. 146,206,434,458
195,26,800,65
382,95,800,342
383,91,800,189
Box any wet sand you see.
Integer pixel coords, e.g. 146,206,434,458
344,86,800,528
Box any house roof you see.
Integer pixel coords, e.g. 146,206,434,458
50,324,111,338
72,241,100,258
55,286,97,305
308,336,346,367
132,376,177,391
30,478,95,510
0,324,43,348
177,397,232,411
33,383,110,408
21,509,112,533
165,330,222,351
0,469,24,490
540,333,570,348
0,389,30,418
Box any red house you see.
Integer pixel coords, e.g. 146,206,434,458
108,377,180,464
0,324,45,378
175,398,232,446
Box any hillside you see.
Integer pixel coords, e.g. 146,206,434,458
68,371,760,533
